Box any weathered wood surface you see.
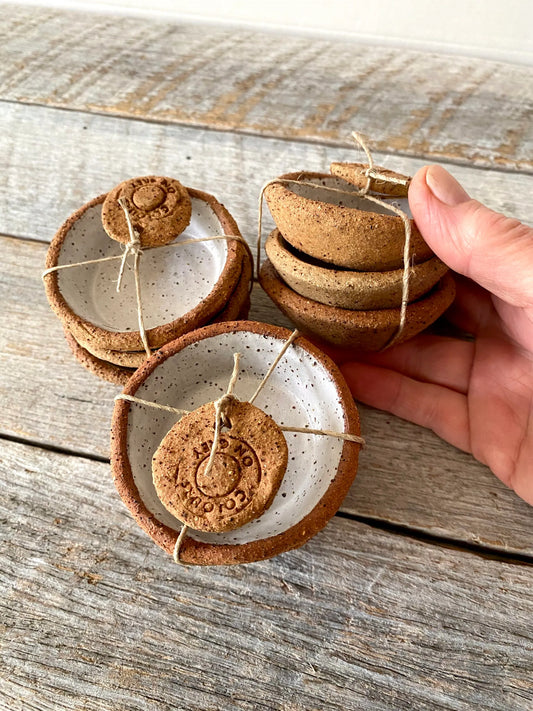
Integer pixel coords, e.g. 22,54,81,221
1,5,532,172
1,8,533,707
2,233,532,557
1,438,532,711
0,101,532,251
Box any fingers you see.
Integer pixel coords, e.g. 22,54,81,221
352,334,475,394
409,165,533,308
340,361,471,453
444,276,498,336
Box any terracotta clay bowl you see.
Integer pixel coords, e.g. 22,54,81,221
45,187,247,352
73,249,253,369
330,161,411,197
265,228,449,310
111,321,361,565
259,260,456,351
63,328,134,386
64,296,252,380
263,171,433,271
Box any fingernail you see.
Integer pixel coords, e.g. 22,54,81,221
425,165,470,206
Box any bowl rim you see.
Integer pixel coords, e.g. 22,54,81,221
71,248,253,368
259,259,456,350
45,186,246,352
264,170,407,220
63,327,133,386
265,228,448,309
110,320,361,566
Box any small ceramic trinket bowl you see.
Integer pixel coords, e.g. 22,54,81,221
44,178,253,381
260,157,456,351
263,171,434,271
265,228,449,310
111,321,361,565
260,260,456,351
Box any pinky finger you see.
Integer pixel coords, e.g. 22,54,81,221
340,361,472,454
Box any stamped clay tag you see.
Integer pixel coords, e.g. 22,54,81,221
152,399,288,532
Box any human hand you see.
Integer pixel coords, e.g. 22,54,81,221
333,165,533,505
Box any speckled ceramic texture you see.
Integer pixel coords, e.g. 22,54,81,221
63,327,134,386
330,162,411,197
110,321,361,565
76,253,253,368
45,187,246,352
260,260,456,351
64,291,252,379
265,229,449,310
264,171,433,271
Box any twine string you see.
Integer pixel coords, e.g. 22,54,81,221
42,228,253,341
173,522,190,565
352,131,410,190
201,353,241,480
248,329,300,405
114,328,364,565
117,198,151,357
117,197,143,291
257,132,412,346
42,232,250,282
115,393,191,416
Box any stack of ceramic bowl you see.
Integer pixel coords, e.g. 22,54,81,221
259,164,455,351
45,176,253,385
111,321,361,565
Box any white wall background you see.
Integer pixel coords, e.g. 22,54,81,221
8,0,533,65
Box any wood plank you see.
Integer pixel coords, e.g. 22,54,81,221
1,5,532,171
2,234,532,557
0,101,532,250
1,438,532,711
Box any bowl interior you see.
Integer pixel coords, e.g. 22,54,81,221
58,197,228,331
125,331,346,545
287,175,413,217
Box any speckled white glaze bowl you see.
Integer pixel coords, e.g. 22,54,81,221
111,321,361,565
45,188,246,352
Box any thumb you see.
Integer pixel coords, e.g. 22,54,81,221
408,165,533,308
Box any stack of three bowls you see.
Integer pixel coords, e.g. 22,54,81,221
44,176,253,384
260,163,455,351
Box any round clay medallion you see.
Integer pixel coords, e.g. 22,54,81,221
153,399,288,532
102,175,192,247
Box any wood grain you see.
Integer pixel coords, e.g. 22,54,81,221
1,5,532,172
0,438,531,711
2,234,532,557
0,102,532,251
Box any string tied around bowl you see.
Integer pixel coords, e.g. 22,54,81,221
257,131,413,349
116,197,151,356
42,199,253,358
114,328,365,566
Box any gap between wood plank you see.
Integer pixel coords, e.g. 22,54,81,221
3,429,531,566
0,432,109,465
0,97,529,179
335,511,533,568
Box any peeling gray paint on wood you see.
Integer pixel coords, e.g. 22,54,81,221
0,5,532,172
0,102,531,249
1,7,532,707
0,439,531,711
